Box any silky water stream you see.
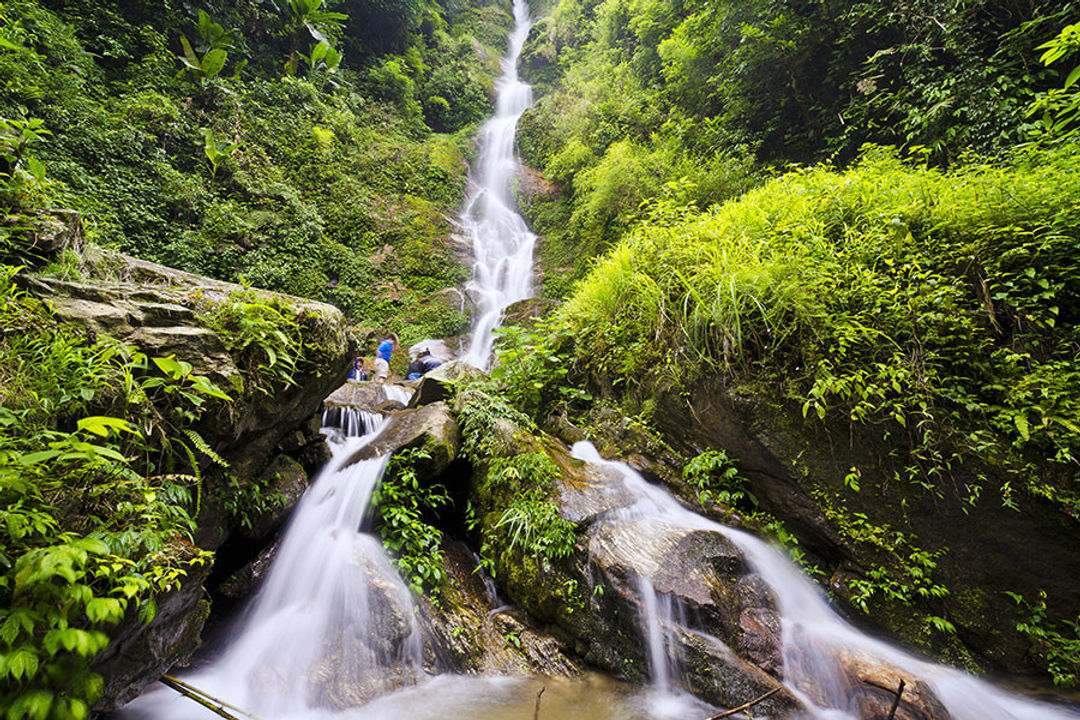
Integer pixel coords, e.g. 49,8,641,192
461,0,537,369
117,408,700,720
569,442,1080,720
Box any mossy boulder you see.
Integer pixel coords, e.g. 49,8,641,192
344,401,460,475
456,393,801,715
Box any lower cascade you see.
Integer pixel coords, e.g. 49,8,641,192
569,442,1080,720
119,414,423,718
117,405,1080,720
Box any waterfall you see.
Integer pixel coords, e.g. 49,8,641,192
570,441,1080,720
119,414,423,719
321,406,381,437
462,0,537,369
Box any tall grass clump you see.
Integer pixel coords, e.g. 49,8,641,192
556,145,1080,512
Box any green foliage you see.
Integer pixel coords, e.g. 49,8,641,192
517,0,1070,278
1028,21,1080,142
0,115,50,211
481,452,576,571
682,449,754,510
177,11,244,85
374,447,451,597
492,493,576,564
0,267,224,716
1006,590,1080,686
489,319,592,419
198,127,238,179
201,289,303,393
0,0,506,342
556,148,1080,517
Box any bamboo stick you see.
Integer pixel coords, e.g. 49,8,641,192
703,686,782,719
160,675,266,720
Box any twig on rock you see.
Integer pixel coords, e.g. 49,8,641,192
703,686,782,719
160,675,265,720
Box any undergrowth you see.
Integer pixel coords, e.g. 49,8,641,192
0,266,229,718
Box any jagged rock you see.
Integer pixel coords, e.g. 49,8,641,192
345,402,460,475
432,286,474,314
91,561,212,711
515,163,561,201
645,375,1080,673
419,541,582,678
8,208,84,262
837,649,952,720
18,225,355,709
407,360,486,409
218,540,280,602
325,381,412,409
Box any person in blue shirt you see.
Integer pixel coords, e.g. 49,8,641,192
373,333,398,381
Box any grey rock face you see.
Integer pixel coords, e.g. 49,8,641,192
91,563,212,711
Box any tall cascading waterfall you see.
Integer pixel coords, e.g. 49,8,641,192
118,412,423,719
570,442,1080,720
461,0,537,369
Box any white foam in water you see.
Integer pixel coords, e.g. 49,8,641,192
462,0,537,369
569,441,1080,720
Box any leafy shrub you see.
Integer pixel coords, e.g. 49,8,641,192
0,267,229,717
374,447,451,596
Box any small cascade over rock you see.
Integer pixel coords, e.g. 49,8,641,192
570,442,1080,720
461,0,537,368
119,414,423,718
321,406,381,437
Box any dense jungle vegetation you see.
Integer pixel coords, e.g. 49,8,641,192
3,0,1080,714
497,0,1080,687
1,0,516,341
515,0,1079,293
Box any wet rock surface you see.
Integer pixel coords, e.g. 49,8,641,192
344,401,460,475
92,562,212,711
407,360,485,409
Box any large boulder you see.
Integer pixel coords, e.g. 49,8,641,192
459,396,802,716
344,402,460,476
407,360,486,409
91,562,212,711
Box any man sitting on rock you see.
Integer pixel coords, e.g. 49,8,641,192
406,349,442,381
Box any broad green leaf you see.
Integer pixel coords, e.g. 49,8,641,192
201,48,227,79
179,35,200,68
76,416,138,438
1014,413,1030,441
17,449,61,466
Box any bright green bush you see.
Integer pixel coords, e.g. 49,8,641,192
0,267,227,718
558,146,1080,514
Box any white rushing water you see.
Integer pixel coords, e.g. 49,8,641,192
570,441,1080,720
120,415,423,719
462,0,537,369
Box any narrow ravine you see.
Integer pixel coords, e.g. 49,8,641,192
461,0,537,369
